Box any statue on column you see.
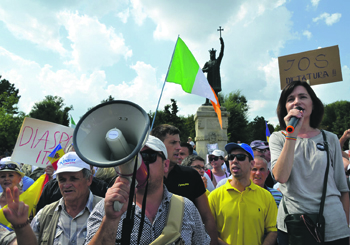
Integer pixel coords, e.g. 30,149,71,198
202,26,224,105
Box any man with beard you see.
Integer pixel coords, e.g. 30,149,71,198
84,135,210,245
151,124,218,245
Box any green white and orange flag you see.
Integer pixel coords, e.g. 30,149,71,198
165,37,222,128
0,174,46,230
70,115,76,129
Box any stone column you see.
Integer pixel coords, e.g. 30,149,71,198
194,105,229,160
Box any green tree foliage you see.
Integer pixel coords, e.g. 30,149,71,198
0,110,26,152
101,95,115,103
0,76,21,114
149,99,195,142
274,124,281,132
221,90,250,143
320,100,350,149
247,116,274,143
0,77,25,152
29,95,73,126
87,95,115,112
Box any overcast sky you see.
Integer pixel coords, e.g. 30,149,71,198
0,0,348,128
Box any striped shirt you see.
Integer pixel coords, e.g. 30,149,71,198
266,186,282,208
84,186,210,245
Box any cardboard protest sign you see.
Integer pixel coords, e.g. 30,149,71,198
11,117,74,167
278,45,342,89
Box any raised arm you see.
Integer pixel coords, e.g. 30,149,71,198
3,187,37,245
272,108,304,183
86,177,130,245
217,37,224,62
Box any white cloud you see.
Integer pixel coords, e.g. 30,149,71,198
0,4,67,56
59,11,132,71
303,30,312,39
313,12,341,26
117,8,130,23
130,0,148,26
106,61,159,110
311,0,320,7
0,46,115,119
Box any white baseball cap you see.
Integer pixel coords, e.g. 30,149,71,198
145,135,168,159
55,152,90,175
210,149,225,158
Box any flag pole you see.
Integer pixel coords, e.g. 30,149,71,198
150,36,180,130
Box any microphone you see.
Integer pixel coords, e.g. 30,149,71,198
286,106,304,133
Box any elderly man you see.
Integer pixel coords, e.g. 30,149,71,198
151,124,218,244
209,143,277,245
251,156,282,207
250,140,275,187
31,152,102,245
84,135,210,244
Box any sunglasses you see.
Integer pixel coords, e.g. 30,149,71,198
209,156,221,162
0,163,19,171
191,165,207,171
253,148,267,153
140,150,165,164
227,154,249,161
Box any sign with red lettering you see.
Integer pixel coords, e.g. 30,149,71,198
11,117,74,167
278,45,342,89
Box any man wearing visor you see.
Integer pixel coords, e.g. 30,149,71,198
85,135,210,245
208,143,277,245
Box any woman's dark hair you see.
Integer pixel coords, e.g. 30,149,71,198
277,81,324,129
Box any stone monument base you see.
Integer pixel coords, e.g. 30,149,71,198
194,105,229,161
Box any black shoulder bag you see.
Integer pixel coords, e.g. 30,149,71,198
283,130,329,244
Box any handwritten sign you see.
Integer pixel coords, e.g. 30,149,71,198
11,118,74,167
278,45,342,89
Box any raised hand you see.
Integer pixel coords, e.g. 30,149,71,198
3,186,29,226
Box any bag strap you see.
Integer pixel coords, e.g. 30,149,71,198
150,194,184,245
283,129,330,222
318,130,329,219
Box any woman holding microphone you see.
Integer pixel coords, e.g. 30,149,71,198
270,81,350,244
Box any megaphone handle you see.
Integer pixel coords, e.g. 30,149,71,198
113,201,124,212
113,176,136,212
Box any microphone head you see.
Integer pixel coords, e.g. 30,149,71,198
295,106,304,111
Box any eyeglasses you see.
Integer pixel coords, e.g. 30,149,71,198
140,150,165,164
227,154,249,161
209,156,221,162
253,148,267,154
0,163,19,171
191,165,207,171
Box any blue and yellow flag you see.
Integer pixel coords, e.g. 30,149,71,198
265,121,271,142
47,143,65,170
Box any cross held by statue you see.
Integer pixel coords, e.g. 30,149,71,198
217,26,224,38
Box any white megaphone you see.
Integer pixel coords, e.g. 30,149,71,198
73,100,150,211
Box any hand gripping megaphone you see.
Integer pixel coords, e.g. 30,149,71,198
73,100,150,211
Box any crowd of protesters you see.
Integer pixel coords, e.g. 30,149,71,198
1,80,350,244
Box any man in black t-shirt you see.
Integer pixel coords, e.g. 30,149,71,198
151,124,218,245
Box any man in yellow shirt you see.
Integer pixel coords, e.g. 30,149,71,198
208,142,277,245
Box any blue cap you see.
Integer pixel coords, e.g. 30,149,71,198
225,143,254,160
